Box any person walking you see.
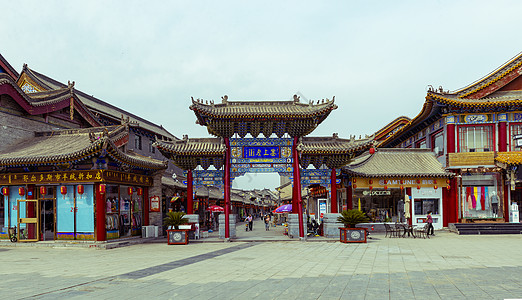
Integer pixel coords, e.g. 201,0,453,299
426,211,434,236
264,214,271,231
246,214,253,231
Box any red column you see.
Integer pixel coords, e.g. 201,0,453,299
498,122,507,152
95,184,106,241
143,187,149,226
224,138,231,239
187,171,193,214
347,185,353,210
446,123,455,153
330,169,338,213
26,185,36,240
292,137,304,238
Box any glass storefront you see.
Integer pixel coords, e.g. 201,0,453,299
460,173,502,219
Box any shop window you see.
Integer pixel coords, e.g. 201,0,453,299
461,173,501,219
509,123,522,151
458,125,493,152
431,130,444,157
414,198,439,215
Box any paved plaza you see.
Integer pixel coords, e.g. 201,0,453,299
1,220,521,300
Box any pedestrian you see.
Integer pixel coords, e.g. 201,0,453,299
426,211,434,236
246,214,253,231
264,214,271,231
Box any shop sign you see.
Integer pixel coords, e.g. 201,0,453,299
150,195,160,212
0,170,153,186
352,177,448,189
362,190,391,196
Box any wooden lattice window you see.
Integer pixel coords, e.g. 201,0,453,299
509,123,522,151
458,125,494,153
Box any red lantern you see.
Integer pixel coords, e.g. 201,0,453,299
352,178,356,183
18,187,25,196
384,180,387,184
369,147,375,155
384,185,388,190
369,186,373,190
137,187,143,196
353,184,357,189
1,187,9,196
417,179,421,184
60,186,67,195
433,179,437,185
77,185,84,195
417,185,421,190
400,185,404,190
128,187,133,195
434,185,438,190
99,184,106,194
446,185,451,190
40,186,47,195
369,179,373,184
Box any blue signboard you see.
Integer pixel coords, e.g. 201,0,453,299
243,146,280,159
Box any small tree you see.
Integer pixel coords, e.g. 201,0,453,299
163,211,189,230
337,209,370,228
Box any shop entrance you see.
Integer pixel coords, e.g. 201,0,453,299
39,199,54,241
17,199,39,242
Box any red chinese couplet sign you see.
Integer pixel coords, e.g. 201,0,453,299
150,196,160,212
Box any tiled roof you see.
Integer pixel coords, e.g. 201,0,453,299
161,175,187,189
495,152,522,165
299,135,375,169
0,126,166,170
22,66,177,140
154,137,225,170
343,148,452,178
427,90,522,108
452,51,522,98
190,95,337,137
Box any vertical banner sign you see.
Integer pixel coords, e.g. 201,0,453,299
150,196,160,212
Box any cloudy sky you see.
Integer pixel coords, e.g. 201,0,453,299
2,1,522,189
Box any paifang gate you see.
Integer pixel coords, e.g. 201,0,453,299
155,95,373,238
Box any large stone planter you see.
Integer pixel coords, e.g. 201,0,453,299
323,213,342,238
219,214,237,239
287,214,306,238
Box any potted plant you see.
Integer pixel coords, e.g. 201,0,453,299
337,209,370,243
164,211,190,245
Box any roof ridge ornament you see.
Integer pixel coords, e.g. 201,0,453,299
222,95,228,104
293,94,300,103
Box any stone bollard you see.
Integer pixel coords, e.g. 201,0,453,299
185,214,200,240
219,214,237,239
322,213,342,238
287,213,307,239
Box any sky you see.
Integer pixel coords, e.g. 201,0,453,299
2,1,522,190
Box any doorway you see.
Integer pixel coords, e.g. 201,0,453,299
38,186,55,241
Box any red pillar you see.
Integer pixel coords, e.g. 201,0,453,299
26,185,36,240
187,171,193,214
224,138,231,239
95,184,106,241
330,169,338,213
446,123,455,154
143,187,149,226
347,185,353,210
292,137,304,238
498,122,507,152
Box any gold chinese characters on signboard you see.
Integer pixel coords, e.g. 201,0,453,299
0,170,153,187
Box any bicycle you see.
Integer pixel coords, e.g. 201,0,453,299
8,227,17,243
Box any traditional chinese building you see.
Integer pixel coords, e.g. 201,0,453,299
379,51,522,225
0,53,179,242
155,95,374,238
0,125,166,242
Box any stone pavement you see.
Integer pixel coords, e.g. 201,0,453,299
1,219,521,300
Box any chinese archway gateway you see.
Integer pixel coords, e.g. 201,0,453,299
155,95,373,239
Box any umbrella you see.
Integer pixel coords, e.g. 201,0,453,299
404,194,411,219
273,204,292,213
207,205,224,212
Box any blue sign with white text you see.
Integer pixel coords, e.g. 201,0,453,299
243,146,279,159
